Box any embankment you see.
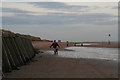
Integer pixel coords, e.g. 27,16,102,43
2,31,38,74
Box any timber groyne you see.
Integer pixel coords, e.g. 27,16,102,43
2,32,37,73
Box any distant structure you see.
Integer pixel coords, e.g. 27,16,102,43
74,43,76,46
58,40,61,42
66,41,69,46
108,34,111,45
81,43,83,46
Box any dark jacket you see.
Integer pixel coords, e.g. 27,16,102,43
50,42,60,48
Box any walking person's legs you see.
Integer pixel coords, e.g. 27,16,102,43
55,48,58,55
54,48,56,55
54,48,58,55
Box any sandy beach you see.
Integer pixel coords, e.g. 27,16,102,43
4,53,118,78
32,41,119,50
2,1,119,79
32,41,75,51
3,41,118,78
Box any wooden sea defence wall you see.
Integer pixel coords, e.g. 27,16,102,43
2,32,37,73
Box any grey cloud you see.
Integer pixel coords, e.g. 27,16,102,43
2,12,117,26
3,14,71,25
2,2,116,26
2,8,34,13
30,2,66,9
29,2,89,10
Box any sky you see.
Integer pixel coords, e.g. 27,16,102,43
1,0,119,2
1,2,118,42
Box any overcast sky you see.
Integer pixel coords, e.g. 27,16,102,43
1,2,118,42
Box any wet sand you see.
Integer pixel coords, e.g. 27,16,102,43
3,41,118,78
4,53,118,78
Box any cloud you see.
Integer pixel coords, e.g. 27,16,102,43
1,0,119,2
2,2,117,26
2,2,50,14
1,7,49,16
2,2,118,41
28,2,118,17
2,2,118,17
2,11,117,26
2,2,85,16
2,8,34,13
30,2,89,10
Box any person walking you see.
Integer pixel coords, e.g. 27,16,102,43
50,40,60,55
66,41,69,46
